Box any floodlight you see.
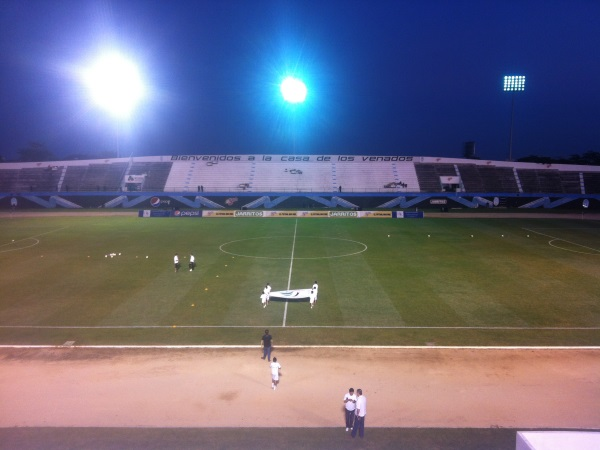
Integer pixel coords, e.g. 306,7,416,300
280,76,307,104
503,75,526,91
83,52,146,119
503,75,526,161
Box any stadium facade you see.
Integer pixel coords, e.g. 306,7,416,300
1,154,599,211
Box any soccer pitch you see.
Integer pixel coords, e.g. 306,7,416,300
1,213,599,346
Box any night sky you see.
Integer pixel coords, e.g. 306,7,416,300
1,0,599,162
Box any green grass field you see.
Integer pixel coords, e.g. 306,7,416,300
1,214,600,346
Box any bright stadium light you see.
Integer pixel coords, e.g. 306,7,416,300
280,76,307,104
503,75,526,92
83,51,146,120
503,75,526,161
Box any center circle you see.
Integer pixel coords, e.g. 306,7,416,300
219,236,367,260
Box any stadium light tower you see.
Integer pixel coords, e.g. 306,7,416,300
82,51,146,157
503,75,526,161
280,76,307,104
280,75,307,153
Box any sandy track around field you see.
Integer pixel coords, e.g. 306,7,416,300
1,347,599,429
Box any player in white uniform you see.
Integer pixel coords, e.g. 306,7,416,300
312,281,318,302
270,357,282,389
264,283,271,306
309,290,316,309
189,254,196,271
173,254,180,272
260,292,268,308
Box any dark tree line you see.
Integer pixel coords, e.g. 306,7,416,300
2,142,116,162
517,151,600,166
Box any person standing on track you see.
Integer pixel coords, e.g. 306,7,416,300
343,387,357,432
270,357,281,390
261,329,273,361
351,388,367,439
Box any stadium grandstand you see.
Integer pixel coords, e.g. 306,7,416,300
1,154,599,211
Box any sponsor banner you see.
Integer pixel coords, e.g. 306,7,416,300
125,174,145,183
267,211,299,217
150,196,171,208
181,210,399,218
269,289,312,302
234,210,264,218
430,199,448,205
440,176,460,184
138,209,172,217
299,211,330,218
398,211,424,219
357,211,392,218
225,197,238,206
203,210,235,217
328,211,358,218
173,210,201,217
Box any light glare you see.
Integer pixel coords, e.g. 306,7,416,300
280,76,307,103
83,52,146,119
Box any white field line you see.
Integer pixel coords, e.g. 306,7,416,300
282,219,299,327
1,344,599,350
0,227,68,253
524,227,600,254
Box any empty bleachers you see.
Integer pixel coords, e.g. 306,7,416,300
0,166,62,192
164,160,255,192
0,169,22,192
1,155,600,196
59,163,127,191
414,163,456,192
128,162,172,191
251,161,332,192
583,172,600,194
559,172,582,194
479,166,519,193
517,169,564,193
456,164,485,192
335,161,417,192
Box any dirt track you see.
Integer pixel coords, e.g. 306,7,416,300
1,347,599,429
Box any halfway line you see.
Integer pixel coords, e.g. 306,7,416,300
282,219,299,327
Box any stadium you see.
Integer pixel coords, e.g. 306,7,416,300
2,153,600,212
1,153,599,449
2,0,600,447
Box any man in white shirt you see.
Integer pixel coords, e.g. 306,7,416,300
312,281,318,302
351,388,367,439
309,290,316,309
343,387,357,431
189,254,196,271
264,283,271,305
260,292,268,308
173,254,180,272
270,357,281,390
